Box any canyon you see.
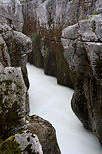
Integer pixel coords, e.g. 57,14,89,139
0,0,102,153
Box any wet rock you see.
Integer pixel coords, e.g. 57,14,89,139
62,9,102,143
27,115,61,154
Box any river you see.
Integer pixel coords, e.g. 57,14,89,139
27,63,102,154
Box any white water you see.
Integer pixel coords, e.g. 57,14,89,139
27,63,102,154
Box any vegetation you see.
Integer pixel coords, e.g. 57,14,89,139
80,17,92,21
92,11,99,15
31,33,40,43
0,136,21,154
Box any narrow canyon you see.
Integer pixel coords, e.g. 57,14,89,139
0,0,102,153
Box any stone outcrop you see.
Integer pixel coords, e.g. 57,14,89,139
27,115,61,154
21,0,102,145
0,0,24,32
0,115,60,154
22,0,79,88
0,0,61,153
62,1,102,144
1,0,102,152
0,23,32,115
0,65,27,139
21,0,99,88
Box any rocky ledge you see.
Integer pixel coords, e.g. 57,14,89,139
0,115,60,154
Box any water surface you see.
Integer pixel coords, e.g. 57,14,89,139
27,63,102,154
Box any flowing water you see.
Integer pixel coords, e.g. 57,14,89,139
27,63,102,154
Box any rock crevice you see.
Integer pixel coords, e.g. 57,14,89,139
0,0,61,153
62,1,102,143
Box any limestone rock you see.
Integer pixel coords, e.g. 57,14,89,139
0,23,32,116
0,66,27,139
0,115,61,154
27,115,61,154
0,33,11,67
62,9,102,143
95,0,102,14
0,0,24,32
0,2,61,153
0,23,32,89
22,0,97,88
0,132,43,154
15,130,43,154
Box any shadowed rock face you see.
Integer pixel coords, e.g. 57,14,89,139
62,1,102,143
0,23,32,116
21,0,98,88
22,0,80,88
22,0,102,145
0,66,27,139
0,23,32,138
0,1,61,153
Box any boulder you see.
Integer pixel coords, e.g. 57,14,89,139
0,115,61,154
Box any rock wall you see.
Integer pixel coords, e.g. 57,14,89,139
0,0,61,153
22,0,99,88
23,0,102,145
22,0,79,88
62,0,102,144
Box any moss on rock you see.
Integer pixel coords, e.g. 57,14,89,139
0,136,21,154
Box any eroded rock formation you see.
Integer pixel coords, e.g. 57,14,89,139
21,0,99,89
22,0,102,145
0,0,102,152
62,0,102,144
0,0,61,153
22,0,77,88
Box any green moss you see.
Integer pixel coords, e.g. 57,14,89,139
80,17,92,21
0,136,22,154
92,11,99,15
31,33,40,43
0,80,12,85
